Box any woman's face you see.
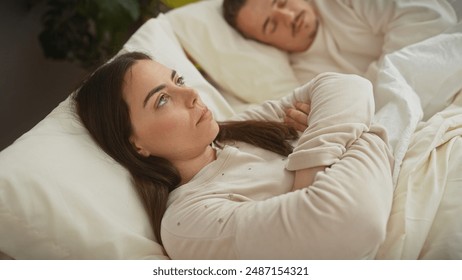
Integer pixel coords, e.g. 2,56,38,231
123,59,219,162
236,0,318,52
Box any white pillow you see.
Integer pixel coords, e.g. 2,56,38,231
166,0,300,103
0,14,233,260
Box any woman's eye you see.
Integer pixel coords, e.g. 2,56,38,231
176,76,185,86
157,94,170,108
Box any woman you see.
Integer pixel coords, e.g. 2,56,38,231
75,52,393,259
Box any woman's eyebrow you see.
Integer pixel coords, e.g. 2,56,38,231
143,84,165,108
142,70,177,108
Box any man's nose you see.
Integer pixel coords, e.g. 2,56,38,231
273,8,295,26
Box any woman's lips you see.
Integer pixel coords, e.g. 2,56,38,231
197,107,211,125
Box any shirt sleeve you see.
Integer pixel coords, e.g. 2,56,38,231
286,72,374,170
347,0,457,75
232,72,376,171
349,0,457,52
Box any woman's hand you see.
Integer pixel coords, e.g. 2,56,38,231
284,102,311,132
284,102,321,191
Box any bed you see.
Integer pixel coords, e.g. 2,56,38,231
1,0,462,260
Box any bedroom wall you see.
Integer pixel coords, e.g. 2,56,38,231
0,1,88,151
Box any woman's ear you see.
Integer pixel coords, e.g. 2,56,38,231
129,136,150,157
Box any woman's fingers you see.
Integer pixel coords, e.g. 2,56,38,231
284,116,307,132
295,102,310,115
285,102,310,132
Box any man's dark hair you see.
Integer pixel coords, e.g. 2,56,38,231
223,0,247,31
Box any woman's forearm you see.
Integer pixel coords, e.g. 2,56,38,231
292,166,326,191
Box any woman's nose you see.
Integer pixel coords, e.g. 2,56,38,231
273,8,295,26
182,87,199,108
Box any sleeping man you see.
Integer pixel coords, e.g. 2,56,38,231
222,0,457,83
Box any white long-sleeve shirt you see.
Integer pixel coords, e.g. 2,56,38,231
161,73,394,259
291,0,457,84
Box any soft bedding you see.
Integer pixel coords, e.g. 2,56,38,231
377,93,462,259
367,30,462,183
1,1,462,260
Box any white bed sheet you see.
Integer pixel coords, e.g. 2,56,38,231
377,92,462,259
367,28,462,184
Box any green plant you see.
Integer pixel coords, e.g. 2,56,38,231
39,0,166,70
163,0,198,8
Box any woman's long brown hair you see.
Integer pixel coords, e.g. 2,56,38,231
74,52,297,244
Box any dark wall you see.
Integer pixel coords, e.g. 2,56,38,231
0,1,88,150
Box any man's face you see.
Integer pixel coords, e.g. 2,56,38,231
236,0,318,52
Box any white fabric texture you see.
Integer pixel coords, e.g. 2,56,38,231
0,15,233,260
376,92,462,259
0,97,165,259
161,73,394,259
369,31,462,184
291,0,457,83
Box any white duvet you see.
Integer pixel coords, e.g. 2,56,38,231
367,27,462,258
366,26,462,181
377,93,462,259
